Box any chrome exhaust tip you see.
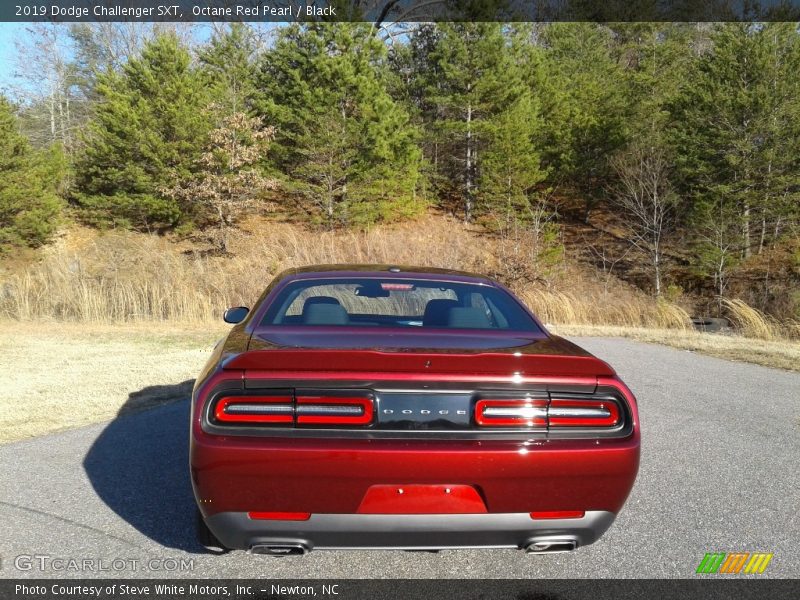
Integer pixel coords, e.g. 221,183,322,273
524,537,578,554
250,543,309,556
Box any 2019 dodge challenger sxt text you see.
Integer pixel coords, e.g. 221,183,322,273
191,265,640,555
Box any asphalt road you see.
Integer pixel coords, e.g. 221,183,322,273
1,338,798,579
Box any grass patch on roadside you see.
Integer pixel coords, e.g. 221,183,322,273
0,321,226,444
552,325,800,373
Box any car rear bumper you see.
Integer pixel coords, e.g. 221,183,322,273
205,510,616,553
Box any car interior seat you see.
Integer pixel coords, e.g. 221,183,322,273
445,306,493,329
422,299,460,327
301,296,349,325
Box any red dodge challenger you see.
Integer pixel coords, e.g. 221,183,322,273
191,265,640,555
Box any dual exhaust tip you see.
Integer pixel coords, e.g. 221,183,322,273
251,543,309,556
250,538,578,556
524,537,578,554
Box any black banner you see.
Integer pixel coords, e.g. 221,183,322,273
3,0,800,23
2,579,800,600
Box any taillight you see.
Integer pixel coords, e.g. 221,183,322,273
474,396,623,429
296,395,374,425
210,391,374,427
474,399,547,427
214,395,294,424
548,399,620,428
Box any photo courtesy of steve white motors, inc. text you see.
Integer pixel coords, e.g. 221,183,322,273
14,3,338,19
14,583,339,597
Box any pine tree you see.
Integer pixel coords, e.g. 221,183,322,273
669,23,800,260
537,23,630,221
255,23,422,227
198,24,259,116
0,96,63,249
617,23,705,143
412,23,528,222
478,94,548,225
602,24,701,296
74,33,210,230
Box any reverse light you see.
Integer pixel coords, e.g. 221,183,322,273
475,399,547,427
295,395,374,425
548,399,621,428
214,395,294,424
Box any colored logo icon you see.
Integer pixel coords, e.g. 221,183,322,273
696,552,773,574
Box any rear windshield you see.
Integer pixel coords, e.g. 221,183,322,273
260,278,541,332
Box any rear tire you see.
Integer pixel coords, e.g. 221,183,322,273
196,508,230,554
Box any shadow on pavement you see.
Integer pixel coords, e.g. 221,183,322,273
83,380,206,553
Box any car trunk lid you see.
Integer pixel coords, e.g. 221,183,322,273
224,348,613,378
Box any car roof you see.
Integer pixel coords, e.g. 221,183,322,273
275,264,496,285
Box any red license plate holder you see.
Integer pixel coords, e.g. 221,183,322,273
356,484,487,514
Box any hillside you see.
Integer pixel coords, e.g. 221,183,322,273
3,210,797,342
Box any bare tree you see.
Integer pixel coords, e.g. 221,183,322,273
490,192,562,287
693,199,742,315
609,144,678,297
13,24,78,151
69,22,197,82
583,235,633,295
163,109,276,253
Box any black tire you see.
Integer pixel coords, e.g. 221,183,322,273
691,316,730,333
196,508,230,554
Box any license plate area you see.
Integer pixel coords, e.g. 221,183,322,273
356,484,487,514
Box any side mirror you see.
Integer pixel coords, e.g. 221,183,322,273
223,306,249,324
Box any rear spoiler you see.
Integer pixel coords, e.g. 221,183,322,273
222,349,615,378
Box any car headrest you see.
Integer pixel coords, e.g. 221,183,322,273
423,299,459,326
302,297,349,325
446,307,492,329
303,296,341,307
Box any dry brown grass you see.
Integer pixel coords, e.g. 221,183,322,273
721,298,779,341
0,217,690,328
0,218,493,322
519,289,691,330
553,324,800,372
1,215,796,341
0,321,226,443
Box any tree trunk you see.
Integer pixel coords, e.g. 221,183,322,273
465,101,473,223
57,90,65,144
49,95,56,141
653,249,662,297
217,205,227,253
326,157,334,222
65,92,72,153
742,202,751,258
